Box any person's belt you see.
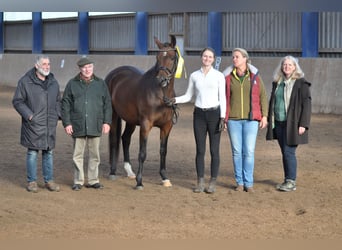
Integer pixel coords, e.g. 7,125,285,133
195,106,219,111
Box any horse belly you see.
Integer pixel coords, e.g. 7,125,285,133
112,85,141,125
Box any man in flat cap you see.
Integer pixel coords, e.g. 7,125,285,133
61,57,112,191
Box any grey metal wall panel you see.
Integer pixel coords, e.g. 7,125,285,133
4,22,32,51
89,15,135,51
187,13,207,50
319,12,342,57
148,13,169,51
43,19,78,51
222,12,301,56
148,13,185,53
170,13,184,34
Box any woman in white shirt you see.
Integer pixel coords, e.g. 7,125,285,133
173,47,226,193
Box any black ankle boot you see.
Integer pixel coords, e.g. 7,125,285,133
205,177,216,193
193,177,205,193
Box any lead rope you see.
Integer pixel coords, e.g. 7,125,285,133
162,88,179,125
171,102,179,125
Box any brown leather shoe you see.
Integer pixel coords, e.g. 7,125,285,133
45,181,60,192
234,185,244,191
27,181,38,193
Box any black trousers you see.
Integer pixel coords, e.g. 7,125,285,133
193,107,221,179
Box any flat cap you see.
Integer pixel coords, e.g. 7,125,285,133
77,57,94,67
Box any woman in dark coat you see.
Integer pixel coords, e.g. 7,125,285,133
12,55,61,193
266,55,312,192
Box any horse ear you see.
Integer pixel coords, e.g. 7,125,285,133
170,35,176,48
154,36,163,49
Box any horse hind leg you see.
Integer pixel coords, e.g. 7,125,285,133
122,123,136,179
108,114,121,180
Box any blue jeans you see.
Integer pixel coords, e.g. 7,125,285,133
227,120,259,188
26,149,54,183
274,121,298,181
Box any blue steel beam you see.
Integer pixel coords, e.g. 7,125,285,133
208,12,222,56
0,12,3,53
32,12,42,54
78,12,89,55
302,12,319,57
135,12,148,55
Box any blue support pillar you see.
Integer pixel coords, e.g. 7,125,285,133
302,12,319,57
208,12,222,56
78,12,89,55
32,12,43,54
0,12,3,53
135,12,148,55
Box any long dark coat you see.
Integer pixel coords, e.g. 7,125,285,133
12,68,61,150
266,78,311,146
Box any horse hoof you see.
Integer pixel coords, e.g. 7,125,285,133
127,175,136,179
108,175,117,180
162,179,172,187
135,185,144,190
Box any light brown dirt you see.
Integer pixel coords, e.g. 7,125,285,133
0,85,341,239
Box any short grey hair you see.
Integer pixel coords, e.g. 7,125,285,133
272,55,305,82
35,55,50,65
232,47,251,64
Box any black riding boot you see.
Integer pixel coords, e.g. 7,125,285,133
205,177,217,194
193,177,205,193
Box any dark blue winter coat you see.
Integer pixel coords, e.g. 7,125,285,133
12,68,61,150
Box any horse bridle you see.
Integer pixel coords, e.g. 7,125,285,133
155,47,179,124
156,47,179,88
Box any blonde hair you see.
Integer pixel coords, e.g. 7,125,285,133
272,55,305,82
232,47,251,64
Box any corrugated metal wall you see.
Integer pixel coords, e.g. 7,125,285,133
89,14,135,54
222,12,302,56
43,18,78,52
147,13,185,54
319,12,342,58
148,13,169,51
170,13,184,34
3,12,342,57
187,12,208,54
4,22,32,52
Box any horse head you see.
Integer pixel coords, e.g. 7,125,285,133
154,35,179,88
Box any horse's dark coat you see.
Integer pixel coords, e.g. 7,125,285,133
105,35,178,189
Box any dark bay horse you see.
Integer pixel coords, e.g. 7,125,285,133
105,35,179,189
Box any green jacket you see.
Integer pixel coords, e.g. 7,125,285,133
61,74,112,137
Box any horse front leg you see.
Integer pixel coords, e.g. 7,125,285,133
135,137,148,190
160,124,172,187
135,124,151,190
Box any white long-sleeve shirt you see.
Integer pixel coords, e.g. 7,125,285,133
175,66,226,118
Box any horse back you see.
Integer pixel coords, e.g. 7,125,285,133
105,65,172,127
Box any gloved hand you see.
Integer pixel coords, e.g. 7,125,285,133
163,96,176,107
218,118,225,132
